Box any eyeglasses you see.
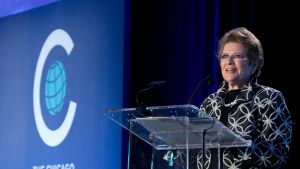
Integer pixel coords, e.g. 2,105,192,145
220,53,248,62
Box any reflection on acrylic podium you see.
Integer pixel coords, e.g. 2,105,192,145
104,104,251,169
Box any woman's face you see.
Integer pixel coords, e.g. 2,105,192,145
220,42,255,90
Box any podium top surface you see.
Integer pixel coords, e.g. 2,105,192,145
104,104,251,150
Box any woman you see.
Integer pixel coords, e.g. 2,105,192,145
198,27,292,169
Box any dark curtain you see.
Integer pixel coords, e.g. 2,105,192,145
129,0,220,107
123,0,299,168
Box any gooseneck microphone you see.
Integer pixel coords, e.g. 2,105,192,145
186,75,214,168
187,75,214,104
135,80,166,107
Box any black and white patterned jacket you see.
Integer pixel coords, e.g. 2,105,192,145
199,79,292,169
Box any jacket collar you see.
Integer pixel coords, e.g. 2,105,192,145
216,79,258,106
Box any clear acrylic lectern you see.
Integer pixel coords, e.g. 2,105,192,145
104,104,251,169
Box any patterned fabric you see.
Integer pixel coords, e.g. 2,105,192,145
198,79,292,169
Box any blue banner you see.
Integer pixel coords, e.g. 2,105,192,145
0,0,125,168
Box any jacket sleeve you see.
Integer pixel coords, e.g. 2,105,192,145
250,90,292,168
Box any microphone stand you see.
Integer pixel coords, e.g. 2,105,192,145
135,81,166,116
129,80,165,169
201,117,215,169
185,75,214,168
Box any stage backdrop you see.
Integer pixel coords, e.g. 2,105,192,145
0,0,125,168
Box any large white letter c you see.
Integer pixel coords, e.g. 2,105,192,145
33,29,77,147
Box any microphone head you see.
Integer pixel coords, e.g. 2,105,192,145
147,80,166,86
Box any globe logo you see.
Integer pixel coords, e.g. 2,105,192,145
45,60,67,116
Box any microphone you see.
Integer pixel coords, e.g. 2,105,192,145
187,75,214,105
136,80,166,106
